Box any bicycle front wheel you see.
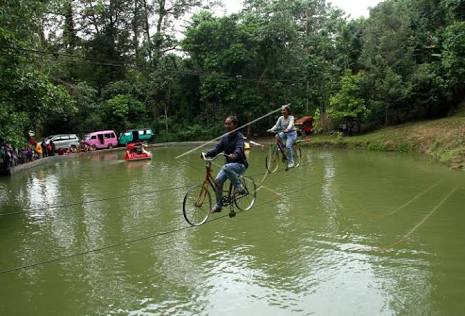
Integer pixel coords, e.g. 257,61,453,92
293,145,302,168
265,145,280,174
183,184,212,226
234,176,257,211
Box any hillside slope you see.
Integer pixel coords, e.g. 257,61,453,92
308,113,465,170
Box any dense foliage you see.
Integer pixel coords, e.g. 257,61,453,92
1,0,465,146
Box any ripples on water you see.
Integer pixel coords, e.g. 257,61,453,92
1,148,465,315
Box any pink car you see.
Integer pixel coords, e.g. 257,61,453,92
84,130,118,149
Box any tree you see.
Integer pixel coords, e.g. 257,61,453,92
0,1,76,143
103,94,145,132
329,71,369,133
359,0,416,124
442,21,465,100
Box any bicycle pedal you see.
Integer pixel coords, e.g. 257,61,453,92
229,210,236,218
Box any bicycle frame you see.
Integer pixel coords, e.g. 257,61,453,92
266,130,302,173
269,130,294,160
197,154,235,208
183,153,256,225
194,160,216,207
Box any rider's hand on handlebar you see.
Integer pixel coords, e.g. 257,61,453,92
226,153,236,160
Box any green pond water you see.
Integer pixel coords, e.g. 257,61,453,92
0,147,464,315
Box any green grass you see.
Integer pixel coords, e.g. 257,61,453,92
307,115,465,170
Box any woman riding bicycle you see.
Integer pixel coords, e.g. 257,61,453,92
267,104,297,169
205,115,248,213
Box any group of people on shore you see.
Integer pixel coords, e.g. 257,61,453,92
0,135,98,174
0,137,57,172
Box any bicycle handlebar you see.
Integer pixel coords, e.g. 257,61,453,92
201,152,227,162
267,129,293,134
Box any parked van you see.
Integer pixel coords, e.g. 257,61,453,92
84,130,118,149
45,134,80,150
118,128,154,145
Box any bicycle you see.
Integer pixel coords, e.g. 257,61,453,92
265,130,302,174
183,153,257,226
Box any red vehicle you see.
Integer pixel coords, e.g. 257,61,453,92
295,116,313,136
124,142,152,161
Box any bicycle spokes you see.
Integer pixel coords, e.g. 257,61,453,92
183,184,212,226
234,176,257,211
293,145,302,167
266,145,280,174
194,188,208,207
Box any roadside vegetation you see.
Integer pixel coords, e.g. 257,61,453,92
1,0,465,157
309,106,465,169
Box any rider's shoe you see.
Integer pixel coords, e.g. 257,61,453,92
210,205,222,213
285,162,295,171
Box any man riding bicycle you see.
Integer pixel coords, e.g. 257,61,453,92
204,116,248,213
267,104,297,169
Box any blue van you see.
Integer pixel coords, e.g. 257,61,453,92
119,128,154,145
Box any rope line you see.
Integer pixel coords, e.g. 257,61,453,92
0,172,317,276
383,181,443,217
0,226,191,275
0,184,194,217
381,185,459,249
175,106,284,159
0,140,315,274
206,169,320,224
0,46,310,84
0,143,298,217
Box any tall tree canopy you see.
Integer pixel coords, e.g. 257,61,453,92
1,0,465,145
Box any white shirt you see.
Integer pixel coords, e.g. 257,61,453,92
270,115,295,132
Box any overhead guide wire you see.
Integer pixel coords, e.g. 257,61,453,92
175,106,284,160
0,183,195,216
0,161,318,276
381,185,460,249
0,46,310,84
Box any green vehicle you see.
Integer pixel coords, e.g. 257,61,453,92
119,128,154,145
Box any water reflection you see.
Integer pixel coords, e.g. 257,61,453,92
1,148,465,315
319,152,343,234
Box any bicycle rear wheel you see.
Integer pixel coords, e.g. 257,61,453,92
234,176,257,211
183,184,212,226
265,145,280,174
293,145,302,168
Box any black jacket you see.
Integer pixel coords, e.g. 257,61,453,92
206,131,248,168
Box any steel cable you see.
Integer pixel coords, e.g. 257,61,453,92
0,169,318,276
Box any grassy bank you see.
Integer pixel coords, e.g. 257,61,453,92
307,113,465,170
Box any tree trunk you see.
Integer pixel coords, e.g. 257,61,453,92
132,0,140,63
87,2,101,34
305,81,309,114
142,0,152,60
320,110,330,132
153,0,167,63
38,16,46,47
165,84,170,133
63,0,78,50
156,0,166,35
164,104,169,133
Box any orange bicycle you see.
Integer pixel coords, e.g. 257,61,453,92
183,153,257,226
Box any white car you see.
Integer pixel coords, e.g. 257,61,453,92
45,134,80,150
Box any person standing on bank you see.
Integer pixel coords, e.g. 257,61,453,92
267,104,297,169
204,116,248,213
